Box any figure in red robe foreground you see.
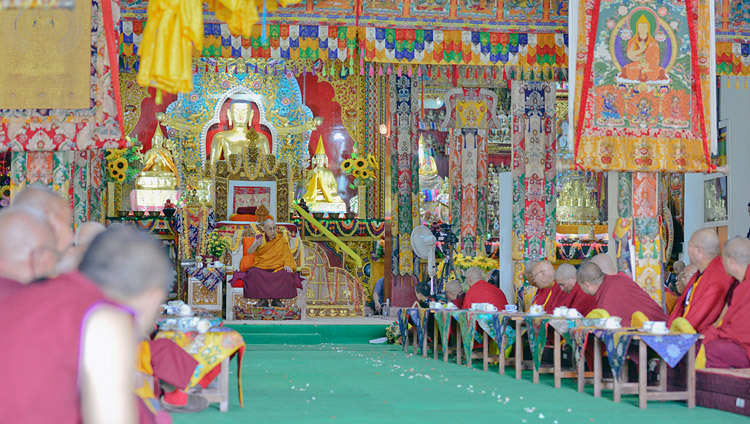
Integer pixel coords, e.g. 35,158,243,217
462,267,509,310
577,261,667,326
702,237,750,368
668,229,734,333
231,217,303,307
554,263,597,316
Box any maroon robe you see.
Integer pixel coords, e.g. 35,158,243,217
565,284,597,317
463,280,509,310
0,275,23,298
533,284,571,314
668,256,734,332
453,292,466,309
594,274,668,327
703,265,750,363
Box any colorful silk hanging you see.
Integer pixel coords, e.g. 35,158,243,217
571,0,716,172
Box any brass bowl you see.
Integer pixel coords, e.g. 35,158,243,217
117,210,129,218
148,211,161,217
132,211,145,218
312,212,325,220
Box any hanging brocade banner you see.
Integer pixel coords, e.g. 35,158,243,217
570,0,716,173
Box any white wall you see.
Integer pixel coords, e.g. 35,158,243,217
682,173,703,260
718,76,750,238
499,171,514,302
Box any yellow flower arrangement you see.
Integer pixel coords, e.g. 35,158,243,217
0,185,10,199
341,153,378,189
436,253,498,279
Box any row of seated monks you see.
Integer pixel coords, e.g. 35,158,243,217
418,226,750,370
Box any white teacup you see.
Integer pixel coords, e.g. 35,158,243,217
566,308,582,318
471,303,483,311
604,317,621,329
505,304,518,313
650,321,669,334
529,305,544,315
485,304,498,312
446,302,458,309
642,321,655,331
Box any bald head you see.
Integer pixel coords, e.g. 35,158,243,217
532,261,555,289
591,254,617,276
524,259,540,286
721,237,750,281
555,263,577,293
0,207,57,283
13,186,73,252
445,279,463,302
688,228,721,271
464,267,484,287
576,261,605,296
75,222,106,248
79,225,173,333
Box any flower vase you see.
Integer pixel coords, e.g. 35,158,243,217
357,185,366,220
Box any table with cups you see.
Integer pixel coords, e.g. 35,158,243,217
569,318,701,409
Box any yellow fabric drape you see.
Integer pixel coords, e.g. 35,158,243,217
137,0,204,94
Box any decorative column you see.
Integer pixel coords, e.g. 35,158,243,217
510,81,557,302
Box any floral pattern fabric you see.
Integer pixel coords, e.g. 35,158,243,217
186,266,226,292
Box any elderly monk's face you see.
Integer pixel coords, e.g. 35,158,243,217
533,265,555,289
263,221,277,240
557,277,576,293
676,265,698,294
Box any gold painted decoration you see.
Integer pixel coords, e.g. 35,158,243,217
120,72,151,137
0,1,90,108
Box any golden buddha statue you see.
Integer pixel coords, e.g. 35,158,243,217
209,100,270,175
302,137,346,212
135,125,179,190
418,134,443,192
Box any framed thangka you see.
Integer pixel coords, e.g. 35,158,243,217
703,175,728,225
571,0,716,173
227,180,277,221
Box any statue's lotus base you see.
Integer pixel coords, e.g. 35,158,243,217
307,201,347,215
130,189,181,212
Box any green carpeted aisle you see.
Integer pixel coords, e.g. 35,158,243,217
172,336,747,424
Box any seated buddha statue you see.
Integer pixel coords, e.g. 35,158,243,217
302,137,345,212
418,134,443,192
135,125,179,190
209,100,270,175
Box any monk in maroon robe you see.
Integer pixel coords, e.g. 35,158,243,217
577,261,667,326
0,208,58,292
555,263,597,316
532,261,571,313
463,267,509,310
669,229,734,333
702,237,750,368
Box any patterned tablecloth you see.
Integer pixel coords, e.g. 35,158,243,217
186,266,226,292
155,327,246,407
397,308,431,355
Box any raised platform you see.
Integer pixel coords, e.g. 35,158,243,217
227,316,394,345
696,368,750,416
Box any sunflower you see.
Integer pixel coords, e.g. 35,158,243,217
109,167,122,181
116,171,126,182
367,155,379,170
112,157,128,171
353,168,363,178
0,185,10,198
341,159,354,172
360,169,372,180
354,158,366,170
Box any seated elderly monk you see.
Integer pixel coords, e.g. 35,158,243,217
701,237,750,368
555,263,596,316
668,229,734,333
233,217,302,307
577,261,667,326
531,261,570,313
445,279,466,309
463,267,509,310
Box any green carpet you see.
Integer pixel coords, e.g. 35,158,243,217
172,343,747,424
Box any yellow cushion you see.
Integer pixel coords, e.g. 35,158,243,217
669,317,697,334
631,311,649,329
586,309,610,319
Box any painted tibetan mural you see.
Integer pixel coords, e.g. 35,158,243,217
571,0,715,173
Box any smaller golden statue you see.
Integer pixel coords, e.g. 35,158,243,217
302,137,346,213
135,124,179,190
209,100,270,175
418,134,443,192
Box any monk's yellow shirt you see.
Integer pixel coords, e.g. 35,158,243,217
252,234,296,271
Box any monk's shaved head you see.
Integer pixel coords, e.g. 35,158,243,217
576,261,605,296
689,228,721,271
74,221,106,248
555,263,577,293
13,186,73,252
721,237,750,281
532,261,555,289
0,207,57,283
464,267,484,287
445,279,463,302
591,254,617,276
524,259,540,286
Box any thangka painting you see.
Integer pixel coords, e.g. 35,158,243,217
572,0,716,172
504,0,543,21
456,0,497,20
363,0,404,16
313,0,355,14
410,0,450,18
550,0,569,22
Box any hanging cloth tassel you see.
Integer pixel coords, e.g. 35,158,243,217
397,65,402,77
261,0,268,45
437,66,441,78
427,65,432,78
420,73,425,120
